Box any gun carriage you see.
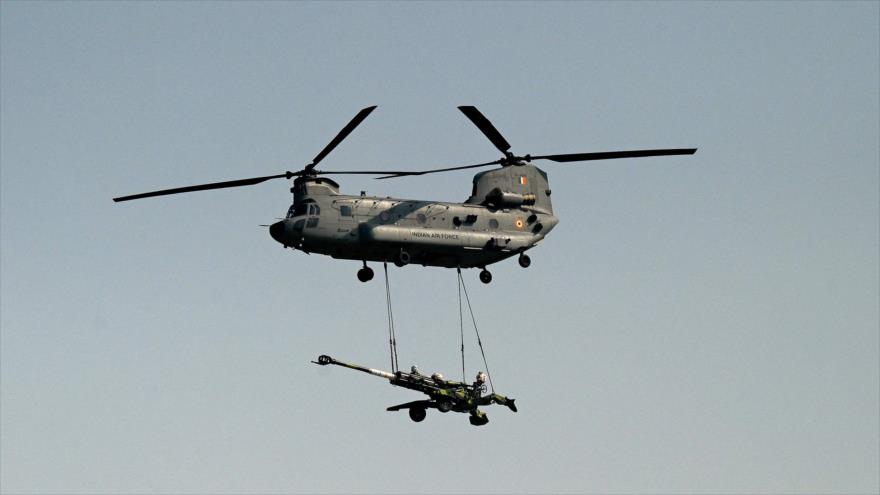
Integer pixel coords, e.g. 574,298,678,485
313,354,516,426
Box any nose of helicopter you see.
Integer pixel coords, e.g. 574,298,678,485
269,221,286,244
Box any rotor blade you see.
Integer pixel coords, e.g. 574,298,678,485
113,172,292,202
314,170,432,176
306,106,377,172
458,106,511,154
531,148,697,163
373,159,503,179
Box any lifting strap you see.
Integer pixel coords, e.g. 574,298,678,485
458,269,466,383
381,263,493,391
383,262,399,373
457,268,495,394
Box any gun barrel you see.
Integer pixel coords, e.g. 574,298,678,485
313,355,394,380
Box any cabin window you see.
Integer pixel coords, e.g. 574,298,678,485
306,217,319,228
417,213,427,225
340,205,352,217
489,219,499,230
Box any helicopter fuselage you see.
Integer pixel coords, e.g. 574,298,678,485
269,170,559,271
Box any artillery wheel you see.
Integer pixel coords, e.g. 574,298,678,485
518,254,531,268
469,413,489,426
408,407,426,422
479,269,492,284
357,267,374,283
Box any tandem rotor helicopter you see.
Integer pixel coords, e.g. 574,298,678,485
114,106,696,283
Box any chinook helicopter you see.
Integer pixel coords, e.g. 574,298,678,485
114,106,696,283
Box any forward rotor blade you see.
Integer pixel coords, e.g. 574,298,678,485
315,170,434,176
306,106,377,172
113,172,292,202
532,148,697,163
458,106,511,154
374,159,503,179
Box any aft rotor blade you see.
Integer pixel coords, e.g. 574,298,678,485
374,159,503,179
306,106,377,172
532,148,697,163
113,172,292,202
458,106,512,154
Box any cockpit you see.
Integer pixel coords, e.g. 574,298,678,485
287,201,321,218
286,200,321,232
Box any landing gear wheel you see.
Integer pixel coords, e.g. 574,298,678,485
357,266,374,283
394,249,411,268
518,254,531,268
408,407,426,422
479,269,492,284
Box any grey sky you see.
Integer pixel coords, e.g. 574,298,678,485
1,2,878,493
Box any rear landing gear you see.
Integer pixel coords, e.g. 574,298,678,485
393,249,410,268
479,269,492,284
518,253,531,268
357,263,374,283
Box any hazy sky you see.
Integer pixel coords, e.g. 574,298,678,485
1,2,878,494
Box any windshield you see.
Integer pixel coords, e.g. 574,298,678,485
287,202,310,218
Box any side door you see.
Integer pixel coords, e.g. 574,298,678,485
304,202,321,236
335,200,356,239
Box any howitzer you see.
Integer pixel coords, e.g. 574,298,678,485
313,354,517,426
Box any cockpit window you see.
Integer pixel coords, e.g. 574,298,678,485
293,203,309,217
289,202,320,218
340,205,352,217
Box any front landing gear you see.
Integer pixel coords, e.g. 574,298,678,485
357,262,374,283
479,269,492,284
518,253,531,268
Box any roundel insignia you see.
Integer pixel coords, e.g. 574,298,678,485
514,218,524,229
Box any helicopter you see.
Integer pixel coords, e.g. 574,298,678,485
312,354,517,426
114,106,696,283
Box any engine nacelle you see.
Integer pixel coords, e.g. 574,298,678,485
484,188,536,208
466,164,553,214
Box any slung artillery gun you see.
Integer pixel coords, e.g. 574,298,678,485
313,354,517,426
